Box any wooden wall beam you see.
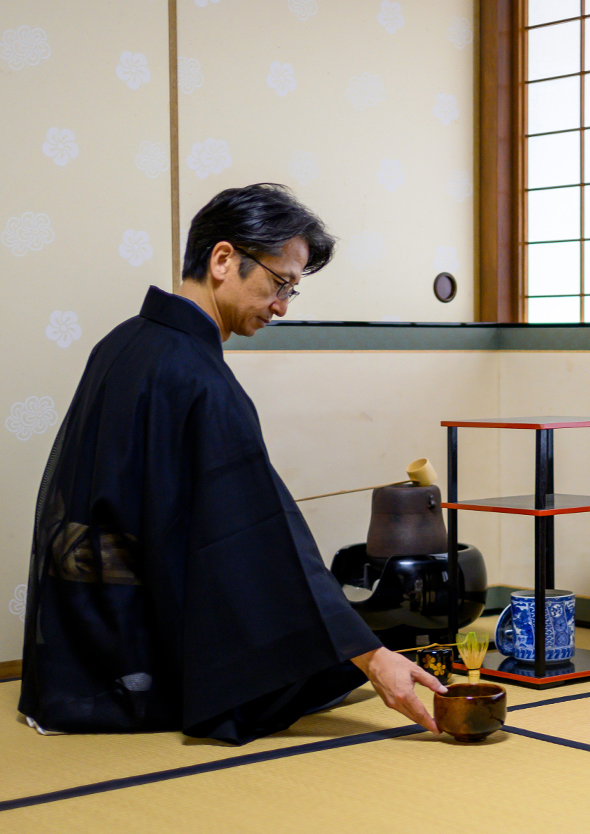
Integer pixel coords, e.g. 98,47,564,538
479,0,523,321
169,0,181,291
0,659,22,681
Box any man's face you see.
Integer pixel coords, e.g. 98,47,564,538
220,236,309,337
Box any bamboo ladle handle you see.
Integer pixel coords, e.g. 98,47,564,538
294,459,437,502
294,480,415,503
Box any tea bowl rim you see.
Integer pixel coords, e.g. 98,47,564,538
434,682,506,701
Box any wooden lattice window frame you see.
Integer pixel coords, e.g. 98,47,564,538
481,1,590,323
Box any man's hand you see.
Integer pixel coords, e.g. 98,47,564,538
351,646,447,734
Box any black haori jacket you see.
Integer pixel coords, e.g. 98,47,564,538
19,286,380,739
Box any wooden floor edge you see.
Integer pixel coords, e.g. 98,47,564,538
0,659,22,680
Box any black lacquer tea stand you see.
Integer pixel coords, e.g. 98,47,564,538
442,417,590,689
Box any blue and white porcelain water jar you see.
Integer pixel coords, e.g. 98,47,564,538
495,590,575,663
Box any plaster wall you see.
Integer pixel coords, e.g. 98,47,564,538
0,0,172,662
225,349,502,582
498,353,590,597
0,0,478,663
177,0,477,323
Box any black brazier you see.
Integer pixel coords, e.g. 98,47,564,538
330,542,487,649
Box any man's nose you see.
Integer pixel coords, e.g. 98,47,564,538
270,297,289,317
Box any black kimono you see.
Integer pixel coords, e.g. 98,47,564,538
19,286,380,742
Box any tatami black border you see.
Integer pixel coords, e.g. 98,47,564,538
224,322,590,352
507,691,590,711
503,725,590,752
5,689,590,813
0,725,424,813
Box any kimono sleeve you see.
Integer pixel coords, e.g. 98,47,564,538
180,383,381,728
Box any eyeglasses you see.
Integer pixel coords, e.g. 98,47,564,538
234,247,300,303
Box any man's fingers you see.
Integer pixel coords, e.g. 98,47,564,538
393,693,440,735
404,691,441,734
365,648,444,734
411,663,448,694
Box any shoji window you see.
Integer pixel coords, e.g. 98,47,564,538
526,0,588,322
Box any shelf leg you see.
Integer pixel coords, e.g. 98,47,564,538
546,429,555,590
447,427,459,651
534,430,548,678
534,518,547,678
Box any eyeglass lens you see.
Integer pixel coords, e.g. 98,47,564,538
276,283,297,302
236,247,299,303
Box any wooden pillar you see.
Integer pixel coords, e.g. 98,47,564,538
479,0,524,322
168,0,181,291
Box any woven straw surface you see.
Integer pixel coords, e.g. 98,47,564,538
508,696,590,743
3,718,590,834
3,671,590,834
4,672,588,804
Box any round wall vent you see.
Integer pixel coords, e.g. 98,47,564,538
433,272,457,303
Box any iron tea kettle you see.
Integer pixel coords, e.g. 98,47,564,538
366,482,448,563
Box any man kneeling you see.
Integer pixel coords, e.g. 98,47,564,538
19,184,445,742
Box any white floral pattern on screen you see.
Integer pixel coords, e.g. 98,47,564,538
116,52,151,89
187,139,232,178
447,170,472,202
194,0,221,5
2,213,54,256
42,128,79,167
447,17,473,49
46,311,82,348
119,230,154,266
178,57,204,94
267,62,296,97
346,73,385,111
135,141,169,178
378,159,404,191
377,1,404,34
288,0,318,21
434,93,459,125
6,397,58,441
0,26,50,70
9,585,27,622
434,245,459,273
289,151,319,185
345,232,385,269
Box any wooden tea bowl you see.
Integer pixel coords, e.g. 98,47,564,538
434,682,507,742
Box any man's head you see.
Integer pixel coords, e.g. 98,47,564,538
182,183,336,283
181,184,336,339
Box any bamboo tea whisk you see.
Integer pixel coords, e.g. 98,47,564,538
456,631,489,684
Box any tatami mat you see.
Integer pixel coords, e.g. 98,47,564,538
507,694,590,746
4,722,590,834
5,614,590,834
0,680,412,803
4,669,590,834
4,671,589,807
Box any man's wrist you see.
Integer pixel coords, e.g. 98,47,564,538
351,647,383,676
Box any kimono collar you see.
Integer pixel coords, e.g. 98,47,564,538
140,286,223,351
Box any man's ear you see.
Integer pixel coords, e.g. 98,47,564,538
208,241,235,283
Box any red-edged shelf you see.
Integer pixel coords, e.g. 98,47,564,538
443,416,590,687
441,417,590,430
442,494,590,516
